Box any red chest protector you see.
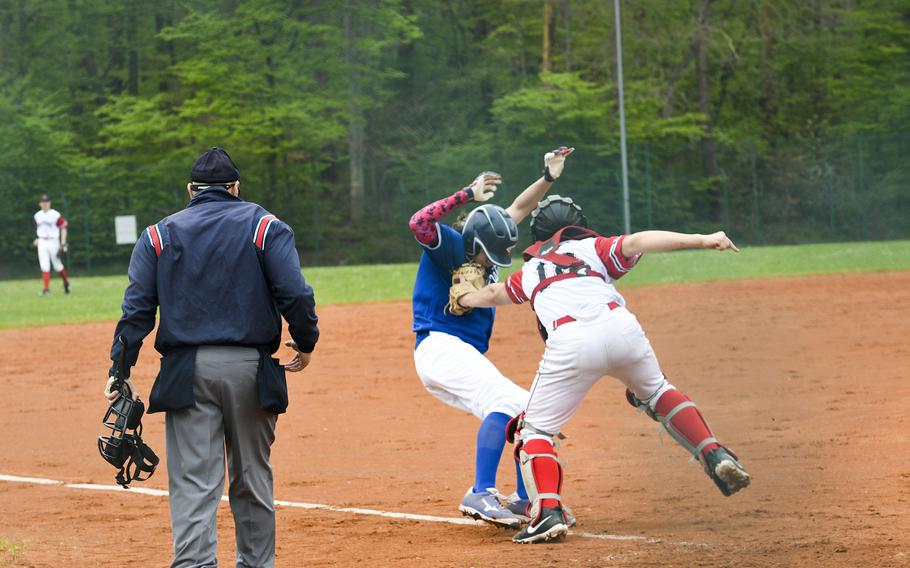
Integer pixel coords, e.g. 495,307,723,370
522,226,607,305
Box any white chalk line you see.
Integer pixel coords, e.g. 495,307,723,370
0,473,663,543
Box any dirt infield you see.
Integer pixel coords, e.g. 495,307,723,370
1,271,908,567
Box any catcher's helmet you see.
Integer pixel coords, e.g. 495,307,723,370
530,195,588,242
462,204,518,267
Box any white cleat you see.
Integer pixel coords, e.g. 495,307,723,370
458,488,522,529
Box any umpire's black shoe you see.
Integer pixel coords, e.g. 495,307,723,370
64,281,70,294
512,506,569,544
706,447,751,496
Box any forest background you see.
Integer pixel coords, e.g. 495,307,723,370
0,0,907,273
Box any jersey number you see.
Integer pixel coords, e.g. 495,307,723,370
534,252,594,284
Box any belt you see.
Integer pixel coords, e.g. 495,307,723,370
551,301,621,331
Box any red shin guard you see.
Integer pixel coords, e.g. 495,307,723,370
522,438,562,509
654,389,720,461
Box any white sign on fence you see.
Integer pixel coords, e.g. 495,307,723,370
115,215,138,245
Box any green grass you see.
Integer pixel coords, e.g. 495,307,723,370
620,239,910,287
0,538,25,566
1,240,908,329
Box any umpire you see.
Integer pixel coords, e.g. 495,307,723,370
106,147,319,568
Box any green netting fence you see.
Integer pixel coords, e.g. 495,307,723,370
1,132,907,277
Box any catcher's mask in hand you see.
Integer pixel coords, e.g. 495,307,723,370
98,336,159,488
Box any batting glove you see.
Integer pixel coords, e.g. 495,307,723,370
468,171,502,202
543,146,575,181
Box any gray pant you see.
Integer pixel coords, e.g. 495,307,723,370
166,346,277,568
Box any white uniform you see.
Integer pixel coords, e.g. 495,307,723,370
34,208,66,273
505,234,668,434
414,331,529,419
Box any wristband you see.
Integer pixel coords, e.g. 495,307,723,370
543,166,556,183
463,187,475,200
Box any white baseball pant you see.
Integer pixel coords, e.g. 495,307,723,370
37,238,64,272
523,305,670,435
414,331,529,420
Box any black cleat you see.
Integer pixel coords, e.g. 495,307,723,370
64,281,70,294
512,506,569,544
504,497,577,527
705,447,751,496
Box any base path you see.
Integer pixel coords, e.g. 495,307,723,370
0,272,908,567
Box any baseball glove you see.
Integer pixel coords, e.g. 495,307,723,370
448,262,486,316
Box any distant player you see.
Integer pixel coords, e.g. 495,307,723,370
455,195,751,543
33,194,70,296
409,148,574,528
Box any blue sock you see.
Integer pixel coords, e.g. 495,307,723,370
473,412,510,493
514,458,528,499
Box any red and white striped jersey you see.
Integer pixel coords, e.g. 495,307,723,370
505,235,641,328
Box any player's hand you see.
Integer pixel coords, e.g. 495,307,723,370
468,171,502,202
544,146,575,181
702,231,739,252
283,340,312,373
104,376,138,402
61,243,69,253
33,239,38,247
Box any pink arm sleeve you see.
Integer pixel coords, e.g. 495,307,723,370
408,188,472,246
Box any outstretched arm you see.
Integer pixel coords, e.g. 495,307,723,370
506,146,574,224
458,283,512,309
408,172,502,246
621,230,739,257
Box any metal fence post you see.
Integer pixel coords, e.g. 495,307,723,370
644,142,653,228
720,167,730,234
750,142,762,244
310,161,321,264
60,189,71,271
825,160,835,234
81,165,92,273
857,136,867,240
399,178,408,252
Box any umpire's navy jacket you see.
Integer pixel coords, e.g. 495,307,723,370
110,187,319,414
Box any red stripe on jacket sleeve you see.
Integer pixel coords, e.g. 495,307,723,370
505,271,528,304
255,215,278,249
147,225,162,256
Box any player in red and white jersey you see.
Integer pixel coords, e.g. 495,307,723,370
456,195,751,544
33,194,70,296
503,231,637,327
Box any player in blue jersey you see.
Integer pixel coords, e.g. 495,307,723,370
408,147,574,527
